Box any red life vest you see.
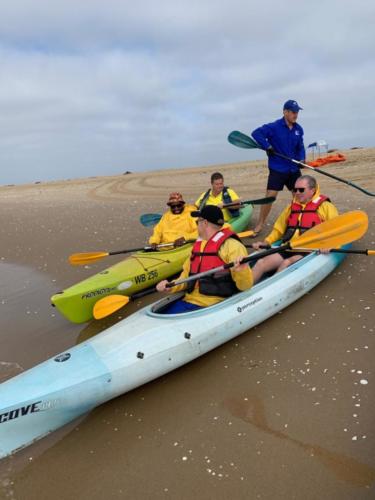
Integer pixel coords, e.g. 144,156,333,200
283,195,330,242
187,227,241,297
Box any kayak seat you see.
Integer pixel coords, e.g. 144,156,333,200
151,291,186,314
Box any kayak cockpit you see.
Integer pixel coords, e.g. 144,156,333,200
147,250,322,318
150,291,186,314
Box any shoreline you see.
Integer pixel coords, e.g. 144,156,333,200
0,146,374,500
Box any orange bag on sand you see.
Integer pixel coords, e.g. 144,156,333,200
307,154,346,167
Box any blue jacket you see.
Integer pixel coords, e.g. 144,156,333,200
252,117,305,174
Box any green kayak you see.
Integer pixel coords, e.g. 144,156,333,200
51,205,253,323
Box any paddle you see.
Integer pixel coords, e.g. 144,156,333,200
140,213,163,227
68,241,195,266
93,210,368,319
243,243,375,256
222,196,276,208
228,131,375,197
140,197,276,227
288,248,375,256
69,230,254,266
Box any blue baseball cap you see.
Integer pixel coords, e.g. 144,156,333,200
283,100,303,112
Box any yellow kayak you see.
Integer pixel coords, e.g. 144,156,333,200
51,205,252,323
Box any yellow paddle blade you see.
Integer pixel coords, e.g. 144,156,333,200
369,250,375,256
238,230,254,238
93,294,130,320
69,251,110,266
290,210,368,250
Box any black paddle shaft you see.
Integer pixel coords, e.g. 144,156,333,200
132,244,289,298
272,151,375,197
228,131,375,197
166,243,290,288
223,196,276,208
325,248,371,255
130,245,371,301
109,248,145,255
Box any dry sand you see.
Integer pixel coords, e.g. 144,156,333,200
0,149,374,499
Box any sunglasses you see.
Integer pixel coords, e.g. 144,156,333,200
292,187,306,193
169,203,184,208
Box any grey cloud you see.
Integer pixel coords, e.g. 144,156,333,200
0,0,374,184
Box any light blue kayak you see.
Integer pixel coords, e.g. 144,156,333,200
0,250,347,458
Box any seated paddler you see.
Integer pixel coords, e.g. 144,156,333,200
251,175,339,284
195,172,242,222
156,205,253,314
149,192,198,250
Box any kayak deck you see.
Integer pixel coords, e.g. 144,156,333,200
51,245,192,323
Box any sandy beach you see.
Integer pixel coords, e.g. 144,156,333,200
0,148,374,499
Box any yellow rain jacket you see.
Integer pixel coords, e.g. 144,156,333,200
264,185,339,245
170,237,253,307
195,188,240,222
149,205,198,245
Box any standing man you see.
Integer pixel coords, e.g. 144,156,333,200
251,100,306,235
195,172,241,222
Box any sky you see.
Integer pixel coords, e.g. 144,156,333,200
0,0,374,185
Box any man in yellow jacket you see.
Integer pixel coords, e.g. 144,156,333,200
156,205,253,313
251,175,338,283
149,192,198,249
195,172,241,222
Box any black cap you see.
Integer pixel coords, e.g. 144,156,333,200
191,205,224,226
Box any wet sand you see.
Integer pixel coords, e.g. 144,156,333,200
0,149,374,499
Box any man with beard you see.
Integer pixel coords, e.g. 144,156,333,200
149,192,198,250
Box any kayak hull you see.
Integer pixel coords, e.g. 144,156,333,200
0,249,346,458
51,205,253,323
